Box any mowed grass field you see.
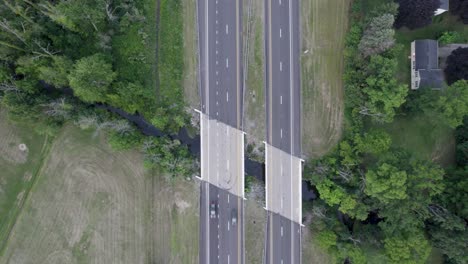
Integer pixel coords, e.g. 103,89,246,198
0,125,199,264
301,0,350,158
0,110,51,254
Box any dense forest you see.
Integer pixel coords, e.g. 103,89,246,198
0,0,195,177
305,1,468,263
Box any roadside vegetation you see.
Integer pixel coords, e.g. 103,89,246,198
0,0,188,129
0,0,196,177
303,1,468,263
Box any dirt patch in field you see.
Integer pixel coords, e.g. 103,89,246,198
0,113,28,164
0,126,200,264
301,0,350,158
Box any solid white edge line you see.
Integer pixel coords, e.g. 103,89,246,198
289,1,294,263
264,141,268,211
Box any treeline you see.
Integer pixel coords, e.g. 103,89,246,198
0,0,188,132
304,1,468,263
0,0,195,178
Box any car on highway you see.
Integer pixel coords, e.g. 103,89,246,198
231,208,237,225
210,201,217,219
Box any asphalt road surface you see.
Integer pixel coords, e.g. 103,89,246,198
264,0,302,263
265,0,301,157
200,182,244,264
265,212,301,264
197,0,245,263
198,0,243,129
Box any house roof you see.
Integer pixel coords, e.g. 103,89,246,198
418,69,444,89
439,0,449,10
415,39,439,70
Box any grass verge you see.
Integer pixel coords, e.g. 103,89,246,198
158,0,185,106
182,0,200,110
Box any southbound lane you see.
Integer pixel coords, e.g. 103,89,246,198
264,0,302,263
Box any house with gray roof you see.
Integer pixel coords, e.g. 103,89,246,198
435,0,449,16
410,39,445,90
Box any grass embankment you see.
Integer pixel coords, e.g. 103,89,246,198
300,0,350,158
0,125,199,264
112,0,187,131
182,0,200,110
158,0,184,105
0,111,52,255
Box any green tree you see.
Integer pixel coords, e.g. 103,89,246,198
108,81,154,114
365,163,407,203
38,56,73,88
354,130,392,154
429,226,468,264
362,55,408,123
316,179,345,206
37,0,107,35
317,230,337,250
384,231,431,264
435,80,468,128
438,31,463,45
68,54,116,103
358,13,395,57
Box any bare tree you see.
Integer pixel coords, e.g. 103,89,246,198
42,98,71,119
0,81,19,93
141,139,155,152
337,167,353,182
108,119,132,134
0,19,27,44
359,106,387,121
105,0,118,21
346,236,362,245
32,40,59,59
74,114,99,130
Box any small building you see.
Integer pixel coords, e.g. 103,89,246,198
410,40,445,90
435,0,449,16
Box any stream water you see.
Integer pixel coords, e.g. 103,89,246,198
98,104,317,200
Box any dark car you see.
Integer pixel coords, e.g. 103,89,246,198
231,208,237,225
210,201,217,219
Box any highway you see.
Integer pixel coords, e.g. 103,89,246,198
199,0,243,129
264,0,302,263
200,182,244,264
265,0,301,156
197,0,245,263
